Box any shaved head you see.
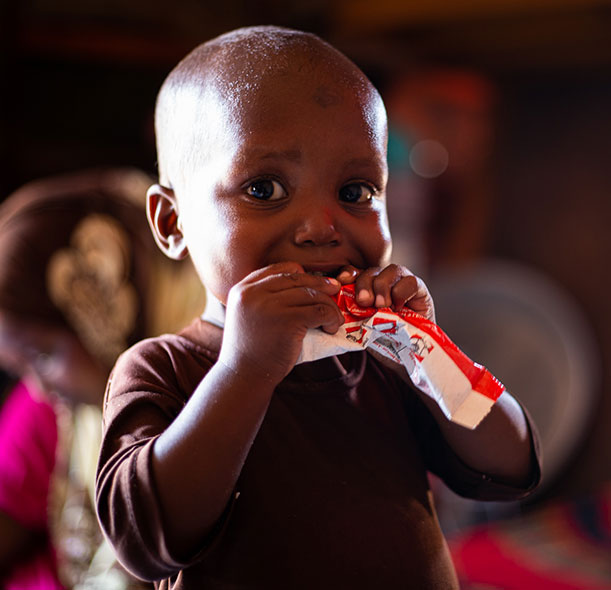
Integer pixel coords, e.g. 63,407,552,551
154,26,385,193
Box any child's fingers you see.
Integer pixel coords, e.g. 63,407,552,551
353,267,381,307
403,277,436,322
239,261,306,285
238,262,341,296
354,265,409,308
257,269,341,298
388,273,419,310
229,265,344,330
353,265,435,321
223,266,346,382
268,275,344,332
335,265,361,285
392,275,435,321
373,266,415,308
279,280,345,333
299,296,345,334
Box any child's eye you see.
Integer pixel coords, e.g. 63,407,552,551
245,179,287,201
339,183,375,203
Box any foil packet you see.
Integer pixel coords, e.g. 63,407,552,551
298,284,505,429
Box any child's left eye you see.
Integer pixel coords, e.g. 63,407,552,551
245,179,287,201
339,183,375,203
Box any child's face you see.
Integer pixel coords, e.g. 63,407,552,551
175,69,392,304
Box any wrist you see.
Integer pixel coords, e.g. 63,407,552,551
216,350,281,390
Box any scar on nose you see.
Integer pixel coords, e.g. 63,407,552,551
313,85,341,108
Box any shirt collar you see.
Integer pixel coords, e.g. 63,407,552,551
201,291,226,329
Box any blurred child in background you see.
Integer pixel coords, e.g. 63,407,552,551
0,168,205,589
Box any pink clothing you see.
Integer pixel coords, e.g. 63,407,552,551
0,380,63,589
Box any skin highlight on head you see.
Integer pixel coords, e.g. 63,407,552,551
154,25,387,198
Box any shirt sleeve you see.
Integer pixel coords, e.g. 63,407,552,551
95,338,218,582
402,381,542,501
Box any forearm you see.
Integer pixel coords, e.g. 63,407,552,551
420,390,536,486
152,360,276,557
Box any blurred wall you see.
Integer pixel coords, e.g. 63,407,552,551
492,71,611,498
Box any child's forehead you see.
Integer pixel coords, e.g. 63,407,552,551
173,48,382,138
196,57,378,133
155,27,386,188
175,29,370,106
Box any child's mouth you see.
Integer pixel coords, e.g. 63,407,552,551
308,270,338,278
303,261,350,279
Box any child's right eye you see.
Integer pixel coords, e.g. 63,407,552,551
245,179,287,201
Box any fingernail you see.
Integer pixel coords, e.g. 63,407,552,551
326,277,340,286
375,294,386,308
336,270,352,282
357,289,370,303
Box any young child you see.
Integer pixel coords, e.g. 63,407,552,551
96,26,540,589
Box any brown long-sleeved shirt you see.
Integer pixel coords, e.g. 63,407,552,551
96,318,540,589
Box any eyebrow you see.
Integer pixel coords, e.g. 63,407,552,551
248,149,302,163
344,157,385,169
246,151,383,168
238,149,386,177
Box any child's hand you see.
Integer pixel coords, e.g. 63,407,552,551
336,264,435,323
219,262,344,385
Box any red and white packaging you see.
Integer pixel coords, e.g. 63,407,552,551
298,284,505,429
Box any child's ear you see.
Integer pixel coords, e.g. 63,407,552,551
146,184,189,260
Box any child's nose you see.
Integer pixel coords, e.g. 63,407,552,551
293,207,341,247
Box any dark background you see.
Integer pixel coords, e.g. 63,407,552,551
2,0,610,503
